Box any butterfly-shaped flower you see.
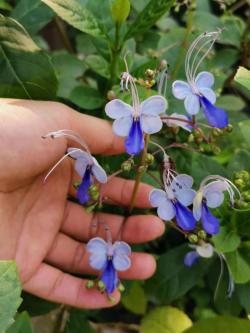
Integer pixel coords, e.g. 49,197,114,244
172,31,228,129
87,237,131,294
68,148,107,204
193,175,240,235
149,174,196,231
184,242,214,267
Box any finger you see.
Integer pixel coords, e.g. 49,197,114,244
61,201,164,243
45,233,156,279
23,263,120,308
70,176,153,208
66,104,124,155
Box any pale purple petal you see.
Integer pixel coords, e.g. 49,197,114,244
113,254,131,271
195,71,214,89
89,253,107,270
184,94,200,115
140,95,167,116
175,189,196,207
105,99,132,119
113,241,131,256
86,237,108,270
149,189,168,207
205,190,224,208
165,113,191,132
173,174,194,189
67,148,91,162
157,201,176,221
140,115,163,134
184,251,199,267
75,159,88,178
113,115,133,137
92,158,107,183
193,203,202,221
199,87,216,104
204,180,228,194
172,80,192,99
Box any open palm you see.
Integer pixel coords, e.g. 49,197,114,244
0,99,164,309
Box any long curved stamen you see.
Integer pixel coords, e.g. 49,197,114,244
214,253,235,300
158,68,168,97
44,148,82,182
149,140,168,159
43,129,90,154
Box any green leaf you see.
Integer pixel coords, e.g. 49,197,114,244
184,316,250,333
85,54,110,78
216,95,245,112
6,312,34,333
19,292,58,317
140,306,192,333
125,0,174,39
238,120,250,145
234,67,250,97
146,245,211,303
111,0,130,24
213,227,241,253
237,282,250,313
0,0,12,11
218,15,245,49
64,309,94,333
41,0,105,38
0,15,57,99
11,0,54,34
122,282,147,315
0,261,22,333
69,86,105,110
225,250,250,284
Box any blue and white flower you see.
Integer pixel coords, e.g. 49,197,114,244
68,148,107,204
149,173,196,231
193,175,240,235
172,30,228,128
105,72,167,155
184,242,214,267
87,237,131,294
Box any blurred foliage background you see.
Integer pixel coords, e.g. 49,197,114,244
0,0,250,332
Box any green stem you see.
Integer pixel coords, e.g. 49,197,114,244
128,134,150,213
171,0,196,80
110,22,121,87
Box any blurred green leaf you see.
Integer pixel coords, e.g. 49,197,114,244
6,312,34,333
213,227,241,253
85,54,110,78
146,245,211,303
125,0,174,39
140,306,192,333
0,16,57,99
0,0,12,11
69,85,105,110
184,316,250,333
122,281,147,315
42,0,105,38
64,309,94,333
237,282,250,313
111,0,130,24
11,0,54,34
218,15,245,49
216,95,245,112
238,120,250,145
228,150,250,175
225,250,250,284
193,11,221,32
19,292,58,317
234,67,250,97
0,261,22,333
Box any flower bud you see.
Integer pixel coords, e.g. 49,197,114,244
225,124,233,133
86,280,94,289
243,191,250,201
188,233,198,244
145,69,154,78
73,181,80,189
200,143,212,153
118,283,125,292
107,90,116,100
241,170,250,183
97,280,106,291
234,178,244,189
212,128,223,137
89,184,98,195
159,59,168,70
198,230,207,240
212,145,221,155
188,134,194,143
121,160,133,172
145,153,155,165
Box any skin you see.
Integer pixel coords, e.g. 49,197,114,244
0,99,165,309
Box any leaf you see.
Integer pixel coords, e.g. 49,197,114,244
225,250,250,284
145,245,211,303
69,86,105,110
6,312,34,333
212,227,241,253
111,0,130,24
64,309,94,333
218,15,245,49
0,0,12,11
11,0,54,34
85,54,110,78
184,316,250,333
237,282,250,313
0,261,22,333
125,0,174,39
41,0,105,38
140,306,192,333
0,15,57,99
122,282,147,315
216,95,245,112
238,120,250,145
19,292,58,317
193,11,221,32
234,67,250,97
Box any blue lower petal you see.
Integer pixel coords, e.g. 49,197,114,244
184,251,199,267
101,259,118,294
174,201,196,231
125,119,144,155
199,96,228,128
77,169,92,204
201,202,220,235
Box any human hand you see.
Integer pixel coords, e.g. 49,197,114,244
0,99,164,309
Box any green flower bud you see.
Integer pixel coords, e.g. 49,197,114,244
212,128,223,137
89,184,99,195
200,143,212,153
90,192,99,201
121,160,133,172
118,283,125,292
145,69,154,78
107,90,116,100
234,178,244,189
97,280,106,291
198,230,207,240
188,234,198,244
212,145,221,155
145,153,155,165
241,170,250,183
86,280,94,289
188,134,194,143
73,181,81,189
243,191,250,201
225,124,233,133
138,165,147,173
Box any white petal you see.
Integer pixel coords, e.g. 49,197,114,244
157,201,176,221
140,115,162,134
67,148,91,161
113,115,133,137
113,241,131,256
75,159,87,178
193,191,203,220
196,243,214,258
184,94,200,115
105,99,133,119
149,189,168,207
205,191,224,208
92,158,107,183
175,189,196,207
113,254,131,271
166,113,191,132
199,88,216,104
195,71,214,89
140,95,167,116
204,180,228,194
172,80,192,99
